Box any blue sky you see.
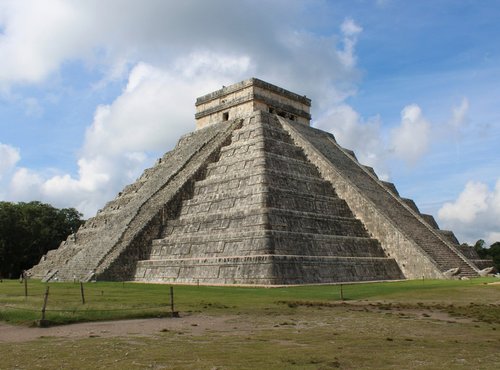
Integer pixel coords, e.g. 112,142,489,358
0,0,498,244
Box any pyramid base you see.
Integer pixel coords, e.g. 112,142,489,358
133,255,404,285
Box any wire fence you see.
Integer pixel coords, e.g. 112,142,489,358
0,279,180,324
0,277,361,327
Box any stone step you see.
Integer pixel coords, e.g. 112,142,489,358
438,230,460,245
133,254,404,284
401,198,420,213
380,181,400,196
266,208,368,236
180,186,349,218
421,214,439,229
362,165,378,179
193,169,337,198
206,151,321,180
229,118,296,145
270,230,384,257
219,135,306,162
163,207,369,238
180,187,266,216
266,188,351,216
150,230,386,259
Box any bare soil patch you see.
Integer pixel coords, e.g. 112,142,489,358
0,313,246,343
0,300,481,344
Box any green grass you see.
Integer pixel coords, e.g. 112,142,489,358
0,277,499,325
1,278,500,369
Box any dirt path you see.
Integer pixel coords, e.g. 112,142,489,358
0,301,479,343
0,314,245,343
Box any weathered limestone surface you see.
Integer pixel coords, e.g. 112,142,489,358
195,78,311,129
29,119,242,282
279,117,479,278
134,111,404,284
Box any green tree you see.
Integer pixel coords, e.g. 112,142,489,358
488,241,500,272
0,201,83,278
471,239,500,272
473,239,488,259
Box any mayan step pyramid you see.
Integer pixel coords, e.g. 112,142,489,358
29,78,492,284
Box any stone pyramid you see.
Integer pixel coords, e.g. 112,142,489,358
29,78,491,284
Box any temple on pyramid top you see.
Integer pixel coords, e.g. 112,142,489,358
195,78,311,129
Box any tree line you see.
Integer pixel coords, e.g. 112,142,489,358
471,239,500,271
0,201,84,278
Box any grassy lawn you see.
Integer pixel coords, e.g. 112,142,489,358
1,278,499,325
1,278,499,369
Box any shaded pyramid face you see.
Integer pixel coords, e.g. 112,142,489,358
133,111,405,284
281,115,481,279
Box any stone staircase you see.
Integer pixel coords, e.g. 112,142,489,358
134,111,404,284
281,117,479,278
29,119,241,282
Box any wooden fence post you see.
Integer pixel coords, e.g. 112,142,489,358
340,284,344,301
169,286,179,317
170,286,174,313
24,272,28,298
80,282,85,304
39,286,50,326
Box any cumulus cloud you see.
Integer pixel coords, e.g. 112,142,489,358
314,104,390,179
438,182,490,223
315,102,435,180
8,167,43,200
0,0,91,85
390,104,430,165
5,55,255,216
0,0,358,108
0,143,20,179
0,1,366,217
0,0,368,115
438,179,500,244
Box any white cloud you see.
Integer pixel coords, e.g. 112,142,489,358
438,181,489,223
0,1,363,119
341,18,363,36
0,0,91,85
337,18,363,68
487,232,500,244
438,179,500,244
315,102,434,180
0,2,367,218
8,167,43,200
6,56,253,217
0,0,358,106
0,143,20,179
314,104,389,179
390,104,430,165
314,100,474,186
